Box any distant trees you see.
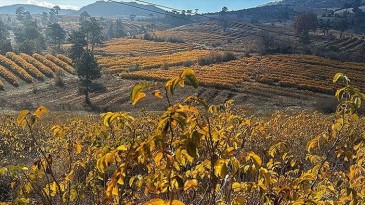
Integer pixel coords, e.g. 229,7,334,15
294,12,318,45
41,12,48,26
46,23,66,53
68,30,88,60
74,49,101,104
80,17,104,50
15,7,30,22
13,7,46,53
293,12,318,35
107,19,127,39
53,6,61,15
0,19,12,54
14,20,45,54
164,10,191,27
129,14,136,21
79,11,90,23
220,6,229,32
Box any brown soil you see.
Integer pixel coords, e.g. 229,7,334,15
0,74,334,115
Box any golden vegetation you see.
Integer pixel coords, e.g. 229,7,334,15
1,70,365,204
154,30,229,46
45,54,75,74
6,52,45,81
99,50,214,73
20,53,55,78
33,53,65,74
121,54,365,94
95,38,193,57
0,53,75,90
56,54,73,66
0,54,33,83
0,64,19,87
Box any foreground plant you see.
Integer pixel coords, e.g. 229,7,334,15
0,71,364,204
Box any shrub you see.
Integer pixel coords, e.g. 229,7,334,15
198,52,236,66
166,36,185,43
222,51,237,62
54,73,64,87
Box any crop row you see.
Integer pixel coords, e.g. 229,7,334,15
154,30,229,45
0,64,19,87
56,54,73,65
95,38,194,57
33,53,65,74
120,54,365,95
0,53,75,90
20,53,55,77
99,50,215,73
6,52,45,81
0,54,33,83
45,54,75,74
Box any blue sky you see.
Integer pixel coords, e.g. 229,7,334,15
0,0,277,12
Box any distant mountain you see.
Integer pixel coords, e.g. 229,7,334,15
273,0,364,9
0,4,76,15
71,1,165,18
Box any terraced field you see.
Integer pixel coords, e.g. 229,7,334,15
120,54,365,95
99,50,221,73
321,37,365,52
154,21,297,52
0,53,74,90
94,38,195,57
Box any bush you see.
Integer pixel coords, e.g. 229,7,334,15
182,60,195,67
222,52,237,62
54,74,64,87
198,52,237,66
166,36,185,43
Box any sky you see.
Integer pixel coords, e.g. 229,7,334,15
0,0,277,12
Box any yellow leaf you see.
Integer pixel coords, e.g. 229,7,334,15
17,110,30,126
184,179,198,191
144,199,185,205
144,199,165,205
214,159,228,178
51,125,65,138
180,68,199,88
333,73,344,83
117,145,128,151
50,181,57,197
307,135,322,153
101,112,113,127
75,143,82,154
132,92,146,105
34,105,48,119
154,152,163,164
247,151,262,168
131,83,154,105
153,90,163,99
232,182,241,192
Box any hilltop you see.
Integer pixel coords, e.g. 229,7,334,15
71,1,165,18
0,4,75,15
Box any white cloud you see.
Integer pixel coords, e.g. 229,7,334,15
26,0,80,10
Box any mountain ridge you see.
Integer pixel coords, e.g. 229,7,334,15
0,4,75,15
70,1,165,18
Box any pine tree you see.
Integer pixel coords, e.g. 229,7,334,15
75,49,101,104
